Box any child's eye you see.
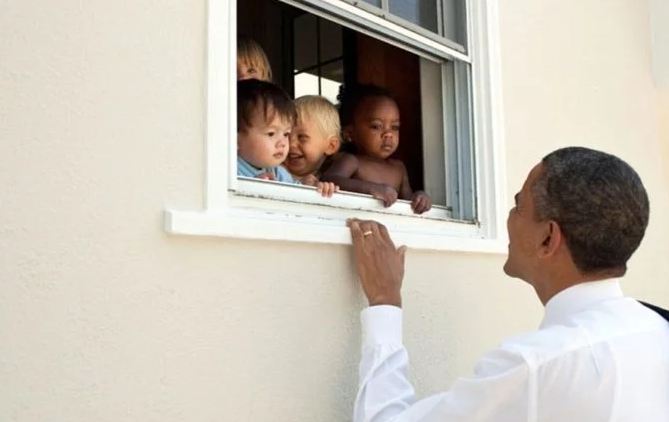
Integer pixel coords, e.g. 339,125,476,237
370,124,382,130
248,68,257,74
267,131,275,137
283,132,291,138
392,125,400,131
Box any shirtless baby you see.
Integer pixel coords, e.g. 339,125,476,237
322,84,431,214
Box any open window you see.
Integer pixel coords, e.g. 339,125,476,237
236,0,476,221
165,0,507,252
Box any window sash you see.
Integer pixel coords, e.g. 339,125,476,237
279,0,470,63
163,0,509,253
230,0,477,220
240,0,477,214
341,0,468,53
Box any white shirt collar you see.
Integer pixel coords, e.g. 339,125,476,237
540,279,624,328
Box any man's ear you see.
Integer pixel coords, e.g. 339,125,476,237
539,220,562,258
324,135,341,156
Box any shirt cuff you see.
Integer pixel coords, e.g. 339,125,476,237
361,305,403,348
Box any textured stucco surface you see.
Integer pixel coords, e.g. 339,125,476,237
1,0,668,420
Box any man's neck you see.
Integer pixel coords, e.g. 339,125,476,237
534,268,624,305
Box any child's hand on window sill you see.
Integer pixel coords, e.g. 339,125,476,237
256,172,276,181
411,191,432,214
316,181,339,198
370,184,398,208
301,174,339,197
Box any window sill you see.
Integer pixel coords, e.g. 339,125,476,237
233,177,454,219
165,184,507,253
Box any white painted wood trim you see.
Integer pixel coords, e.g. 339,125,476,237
164,0,508,254
280,0,471,62
204,0,235,209
470,0,508,242
232,178,454,219
165,209,507,253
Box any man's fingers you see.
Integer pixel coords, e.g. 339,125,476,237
368,222,382,238
349,219,377,243
378,223,394,246
398,245,407,262
349,219,387,245
348,218,364,241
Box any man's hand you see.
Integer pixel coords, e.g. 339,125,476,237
347,219,407,307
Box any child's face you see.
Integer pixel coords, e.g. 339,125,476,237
347,97,400,159
237,59,267,81
238,107,292,168
285,117,338,177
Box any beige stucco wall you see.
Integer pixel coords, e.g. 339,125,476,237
651,0,669,186
1,0,668,420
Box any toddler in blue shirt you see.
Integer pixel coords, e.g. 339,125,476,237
237,79,337,196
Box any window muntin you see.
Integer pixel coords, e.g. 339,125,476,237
348,0,467,51
292,13,344,104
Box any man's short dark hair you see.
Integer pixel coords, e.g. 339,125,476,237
237,79,296,131
532,147,649,274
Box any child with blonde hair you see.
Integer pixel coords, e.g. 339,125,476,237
237,36,272,81
284,95,341,186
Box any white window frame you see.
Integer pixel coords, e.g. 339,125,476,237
164,0,508,253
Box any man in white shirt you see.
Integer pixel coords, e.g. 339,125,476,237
348,147,669,422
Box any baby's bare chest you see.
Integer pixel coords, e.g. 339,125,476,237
355,159,403,190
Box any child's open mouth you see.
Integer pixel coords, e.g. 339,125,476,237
287,153,304,162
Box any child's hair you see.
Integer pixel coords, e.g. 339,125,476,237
294,96,341,141
237,79,296,131
237,36,272,81
337,83,396,127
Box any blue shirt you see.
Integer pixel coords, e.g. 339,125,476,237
237,157,299,184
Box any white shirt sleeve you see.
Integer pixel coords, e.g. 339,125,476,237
354,306,533,422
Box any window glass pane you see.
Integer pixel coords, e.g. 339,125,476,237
419,58,447,207
443,0,467,47
450,61,475,220
320,60,344,104
319,19,343,62
294,71,319,98
389,0,438,33
293,14,317,71
362,0,381,7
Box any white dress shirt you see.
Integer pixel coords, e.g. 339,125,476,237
354,280,669,421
